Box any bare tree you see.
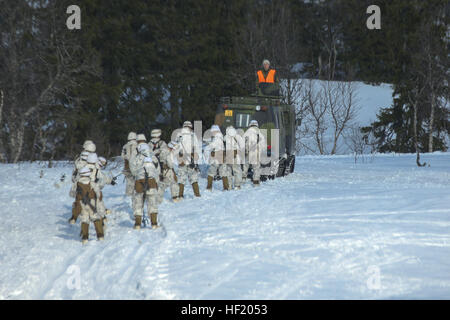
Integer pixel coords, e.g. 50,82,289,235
294,79,359,155
295,79,330,155
307,0,343,81
328,81,359,155
344,125,367,163
407,80,427,167
294,79,317,154
414,6,448,153
308,81,329,155
317,29,339,81
0,1,99,163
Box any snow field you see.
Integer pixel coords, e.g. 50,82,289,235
0,152,449,299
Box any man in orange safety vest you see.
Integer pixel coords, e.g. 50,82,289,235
256,59,280,96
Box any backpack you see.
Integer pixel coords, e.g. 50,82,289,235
76,182,96,205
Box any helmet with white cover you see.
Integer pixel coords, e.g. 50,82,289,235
85,143,96,153
128,132,137,141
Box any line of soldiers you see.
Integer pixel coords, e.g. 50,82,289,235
121,120,266,231
121,121,201,231
68,120,266,244
204,120,266,191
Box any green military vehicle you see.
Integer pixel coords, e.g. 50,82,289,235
214,93,298,180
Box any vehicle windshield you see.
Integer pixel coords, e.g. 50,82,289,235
235,113,251,128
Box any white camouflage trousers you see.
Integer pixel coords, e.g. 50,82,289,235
223,164,243,188
158,168,179,202
97,193,107,218
80,199,102,224
133,189,158,217
177,165,199,185
207,164,227,178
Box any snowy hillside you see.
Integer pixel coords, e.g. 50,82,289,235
291,80,394,155
1,153,450,299
291,80,394,126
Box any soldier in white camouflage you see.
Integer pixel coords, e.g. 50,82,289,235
129,133,148,212
243,120,265,185
96,156,117,224
69,141,96,224
158,140,180,203
176,121,201,198
70,141,96,197
83,153,109,223
77,166,105,244
148,129,167,158
223,126,245,190
148,129,168,203
129,143,161,229
121,132,137,197
70,151,89,197
204,125,228,191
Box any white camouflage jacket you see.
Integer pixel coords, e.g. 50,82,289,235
224,131,245,165
204,132,224,165
177,128,201,165
243,127,266,164
130,153,161,182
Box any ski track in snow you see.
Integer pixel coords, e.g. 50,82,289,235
1,153,450,299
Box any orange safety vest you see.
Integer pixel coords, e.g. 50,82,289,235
257,69,276,83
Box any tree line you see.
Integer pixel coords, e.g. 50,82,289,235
0,0,448,163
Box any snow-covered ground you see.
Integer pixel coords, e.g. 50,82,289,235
1,152,450,299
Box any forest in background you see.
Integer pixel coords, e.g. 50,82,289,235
0,0,448,162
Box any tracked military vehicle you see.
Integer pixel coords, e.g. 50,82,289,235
214,92,298,180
